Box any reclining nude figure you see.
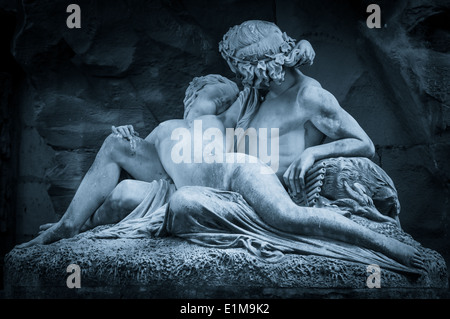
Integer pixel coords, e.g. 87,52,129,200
17,22,424,270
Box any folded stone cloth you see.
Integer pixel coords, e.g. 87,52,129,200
93,179,176,238
94,178,422,275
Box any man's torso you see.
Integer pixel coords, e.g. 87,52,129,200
238,72,325,181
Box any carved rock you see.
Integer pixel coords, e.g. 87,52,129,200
4,213,448,298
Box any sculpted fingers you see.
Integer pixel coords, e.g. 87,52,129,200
285,159,310,196
289,164,301,196
111,125,119,135
123,126,133,140
286,165,297,196
283,166,294,195
113,125,125,138
113,125,139,140
127,125,135,137
283,168,290,190
126,125,139,137
298,168,306,194
124,125,139,152
293,165,302,195
117,126,129,139
297,154,316,196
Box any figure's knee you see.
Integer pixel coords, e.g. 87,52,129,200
101,133,129,160
103,133,124,148
107,179,136,212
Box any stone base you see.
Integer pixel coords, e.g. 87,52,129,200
4,227,448,299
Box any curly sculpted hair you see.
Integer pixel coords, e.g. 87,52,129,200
219,20,311,89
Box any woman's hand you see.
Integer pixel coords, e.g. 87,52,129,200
112,125,140,153
111,125,139,140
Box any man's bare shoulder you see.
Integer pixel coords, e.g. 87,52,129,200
296,74,322,100
296,77,337,112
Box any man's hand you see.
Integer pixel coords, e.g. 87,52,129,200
112,125,139,140
283,149,316,196
297,40,315,66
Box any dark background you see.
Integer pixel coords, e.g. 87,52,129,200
1,0,449,292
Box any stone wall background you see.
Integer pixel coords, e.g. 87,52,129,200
1,0,449,288
0,0,22,292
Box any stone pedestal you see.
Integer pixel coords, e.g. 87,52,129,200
4,225,448,299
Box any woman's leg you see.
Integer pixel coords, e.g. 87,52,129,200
81,180,154,231
38,179,152,233
17,134,167,248
228,163,424,269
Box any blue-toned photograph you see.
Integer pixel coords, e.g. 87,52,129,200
0,0,449,305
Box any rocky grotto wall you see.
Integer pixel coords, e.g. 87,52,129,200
0,0,449,289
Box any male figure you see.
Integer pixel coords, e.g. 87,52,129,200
110,21,378,221
218,20,375,196
22,19,375,246
148,20,414,265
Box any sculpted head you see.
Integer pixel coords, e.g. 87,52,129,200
183,74,239,120
219,20,309,89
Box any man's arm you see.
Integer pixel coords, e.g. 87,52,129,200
305,86,375,159
284,86,375,195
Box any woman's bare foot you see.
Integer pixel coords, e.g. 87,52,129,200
15,221,79,249
38,220,92,235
